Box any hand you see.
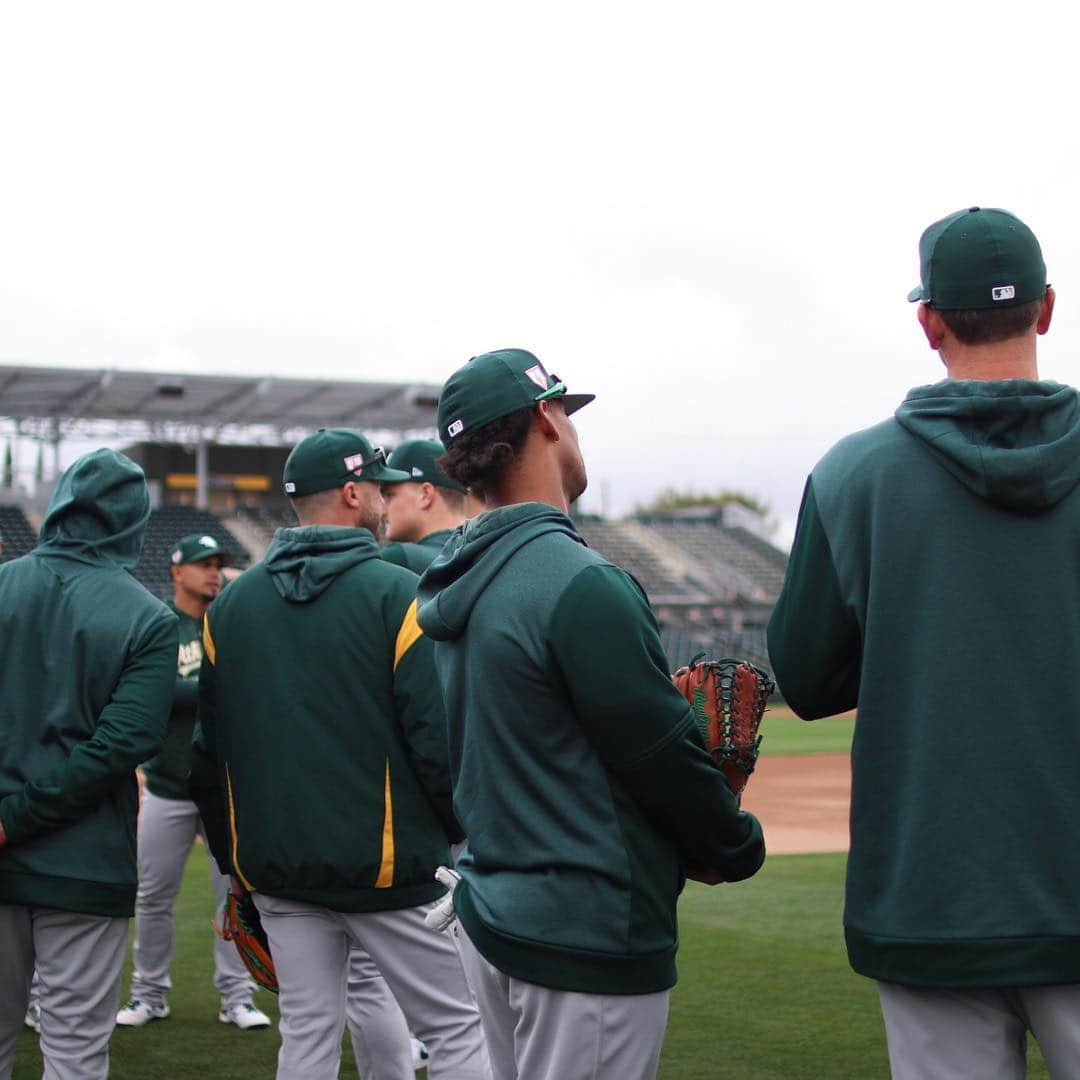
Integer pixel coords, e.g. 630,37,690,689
229,875,246,898
424,865,461,932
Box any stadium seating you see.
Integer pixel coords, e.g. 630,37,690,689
0,505,37,563
133,506,251,600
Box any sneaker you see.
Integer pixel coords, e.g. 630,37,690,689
218,1002,271,1030
115,998,169,1027
410,1036,429,1071
24,1003,41,1033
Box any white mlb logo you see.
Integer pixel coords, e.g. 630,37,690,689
991,285,1016,301
447,419,464,438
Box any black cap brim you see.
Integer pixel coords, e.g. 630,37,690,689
562,393,595,416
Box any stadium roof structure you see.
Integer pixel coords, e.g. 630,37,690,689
0,364,441,445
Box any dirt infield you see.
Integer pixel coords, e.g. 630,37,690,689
741,752,851,854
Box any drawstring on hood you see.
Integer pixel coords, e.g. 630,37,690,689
263,525,381,602
37,448,150,569
895,379,1080,513
417,503,584,641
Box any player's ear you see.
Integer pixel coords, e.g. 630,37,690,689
341,481,363,509
418,482,436,510
534,400,561,443
1036,287,1055,335
917,303,946,351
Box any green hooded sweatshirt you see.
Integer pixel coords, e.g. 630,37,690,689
0,449,177,917
417,503,765,995
768,379,1080,987
190,525,457,914
381,528,455,574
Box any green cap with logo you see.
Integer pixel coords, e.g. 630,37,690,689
907,206,1047,310
283,428,412,497
384,439,467,492
171,533,230,567
437,348,595,448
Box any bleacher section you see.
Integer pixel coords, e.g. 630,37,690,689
232,505,296,553
660,624,770,674
575,520,711,605
7,497,784,669
577,514,786,673
133,506,251,600
0,505,37,563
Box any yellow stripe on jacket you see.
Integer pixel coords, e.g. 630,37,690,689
393,599,423,671
226,763,254,892
374,760,394,888
202,615,216,665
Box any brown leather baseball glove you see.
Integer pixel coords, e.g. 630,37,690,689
671,655,775,798
221,889,278,994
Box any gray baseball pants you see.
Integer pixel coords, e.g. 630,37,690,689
879,980,1080,1079
253,891,491,1080
0,904,127,1080
129,790,253,1009
455,922,669,1080
345,947,415,1079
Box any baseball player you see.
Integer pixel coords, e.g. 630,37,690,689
0,449,177,1080
417,349,766,1079
189,428,491,1080
379,439,468,571
768,207,1080,1077
341,438,470,1076
116,534,270,1031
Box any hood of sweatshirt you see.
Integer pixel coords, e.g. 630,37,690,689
263,525,381,602
417,502,583,641
895,379,1080,513
36,448,150,569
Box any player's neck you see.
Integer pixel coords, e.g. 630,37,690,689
486,478,570,515
941,336,1039,382
173,590,210,620
417,505,465,537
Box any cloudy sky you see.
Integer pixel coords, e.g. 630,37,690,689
2,1,1078,543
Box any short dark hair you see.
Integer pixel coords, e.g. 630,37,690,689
935,296,1043,346
288,487,340,523
438,407,533,496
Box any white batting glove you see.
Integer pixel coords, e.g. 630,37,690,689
424,865,461,932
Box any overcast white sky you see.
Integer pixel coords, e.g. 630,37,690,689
2,1,1079,544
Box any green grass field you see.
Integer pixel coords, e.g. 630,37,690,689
12,712,1049,1078
758,706,855,756
12,849,1052,1079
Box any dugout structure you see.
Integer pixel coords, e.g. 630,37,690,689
0,364,441,513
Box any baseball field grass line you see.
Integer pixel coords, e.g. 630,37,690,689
13,851,1050,1079
758,707,856,756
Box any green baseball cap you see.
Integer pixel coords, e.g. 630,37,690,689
384,439,467,492
171,533,230,567
907,206,1047,310
283,428,412,497
437,348,595,447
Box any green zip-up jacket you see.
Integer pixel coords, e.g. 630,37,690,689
417,503,764,995
381,529,454,573
768,379,1080,988
0,450,177,917
190,525,457,914
142,603,202,801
